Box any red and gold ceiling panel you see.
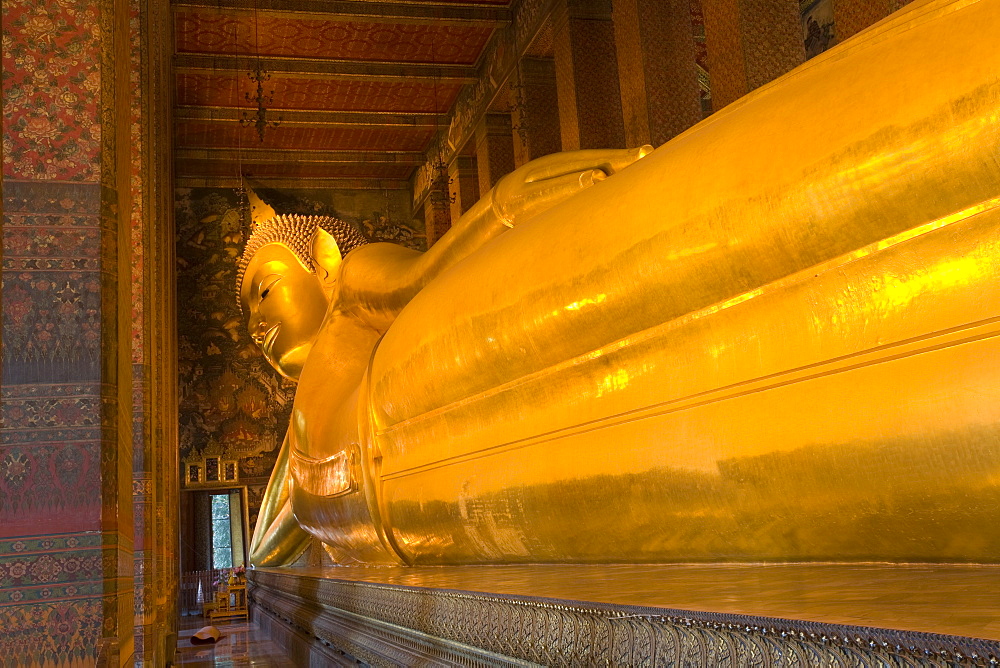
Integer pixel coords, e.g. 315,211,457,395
171,3,506,184
175,122,435,152
176,12,494,64
176,73,461,113
176,159,415,180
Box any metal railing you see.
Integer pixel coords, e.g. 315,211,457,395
179,568,228,616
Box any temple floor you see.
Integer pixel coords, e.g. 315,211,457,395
263,563,1000,641
174,616,297,667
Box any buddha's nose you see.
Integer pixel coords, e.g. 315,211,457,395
249,314,268,345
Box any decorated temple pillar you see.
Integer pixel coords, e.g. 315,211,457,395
448,156,480,222
552,0,626,149
423,181,453,248
831,0,903,40
0,0,134,661
511,57,562,168
701,0,804,109
1,0,175,663
474,113,517,193
130,0,178,663
612,0,704,147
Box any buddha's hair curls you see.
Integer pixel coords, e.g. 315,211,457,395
236,214,369,309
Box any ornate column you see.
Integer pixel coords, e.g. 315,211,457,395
423,180,453,248
1,0,174,662
613,0,704,147
832,0,897,41
511,57,562,168
131,0,178,663
552,0,626,150
449,157,480,222
702,0,804,109
475,113,516,194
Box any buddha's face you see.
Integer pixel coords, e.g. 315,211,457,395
240,242,329,380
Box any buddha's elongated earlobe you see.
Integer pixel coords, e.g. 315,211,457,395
312,227,343,299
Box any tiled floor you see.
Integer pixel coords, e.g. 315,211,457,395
174,616,296,667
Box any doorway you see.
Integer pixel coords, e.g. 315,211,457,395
180,488,248,615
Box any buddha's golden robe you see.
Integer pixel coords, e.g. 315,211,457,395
279,0,1000,565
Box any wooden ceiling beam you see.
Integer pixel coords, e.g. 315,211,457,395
175,53,478,82
176,106,442,127
171,0,510,26
176,147,425,164
175,175,413,190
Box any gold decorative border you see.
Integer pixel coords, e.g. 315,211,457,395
250,569,1000,667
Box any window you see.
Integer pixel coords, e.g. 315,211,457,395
211,493,233,569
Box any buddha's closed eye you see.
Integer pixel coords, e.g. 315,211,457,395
259,275,282,302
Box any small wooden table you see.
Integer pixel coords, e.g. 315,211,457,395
207,582,247,620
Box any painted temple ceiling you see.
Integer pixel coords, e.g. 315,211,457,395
172,0,511,191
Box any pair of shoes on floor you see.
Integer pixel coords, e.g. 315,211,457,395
190,626,221,645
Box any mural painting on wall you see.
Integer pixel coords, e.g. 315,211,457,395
691,0,712,117
176,186,423,533
801,0,837,59
251,186,425,251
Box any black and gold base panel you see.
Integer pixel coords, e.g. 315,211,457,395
248,566,1000,666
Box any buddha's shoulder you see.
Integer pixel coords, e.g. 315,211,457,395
294,320,380,406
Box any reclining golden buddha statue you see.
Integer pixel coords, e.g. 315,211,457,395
244,0,1000,567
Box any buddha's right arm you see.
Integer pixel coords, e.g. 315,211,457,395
339,147,651,332
249,433,311,567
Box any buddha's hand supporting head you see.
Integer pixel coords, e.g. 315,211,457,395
237,214,368,380
491,145,654,228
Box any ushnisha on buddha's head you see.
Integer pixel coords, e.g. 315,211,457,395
237,205,368,381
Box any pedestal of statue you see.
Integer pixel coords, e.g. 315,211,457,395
247,564,1000,666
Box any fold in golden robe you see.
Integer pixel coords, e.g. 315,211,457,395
288,0,1000,564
